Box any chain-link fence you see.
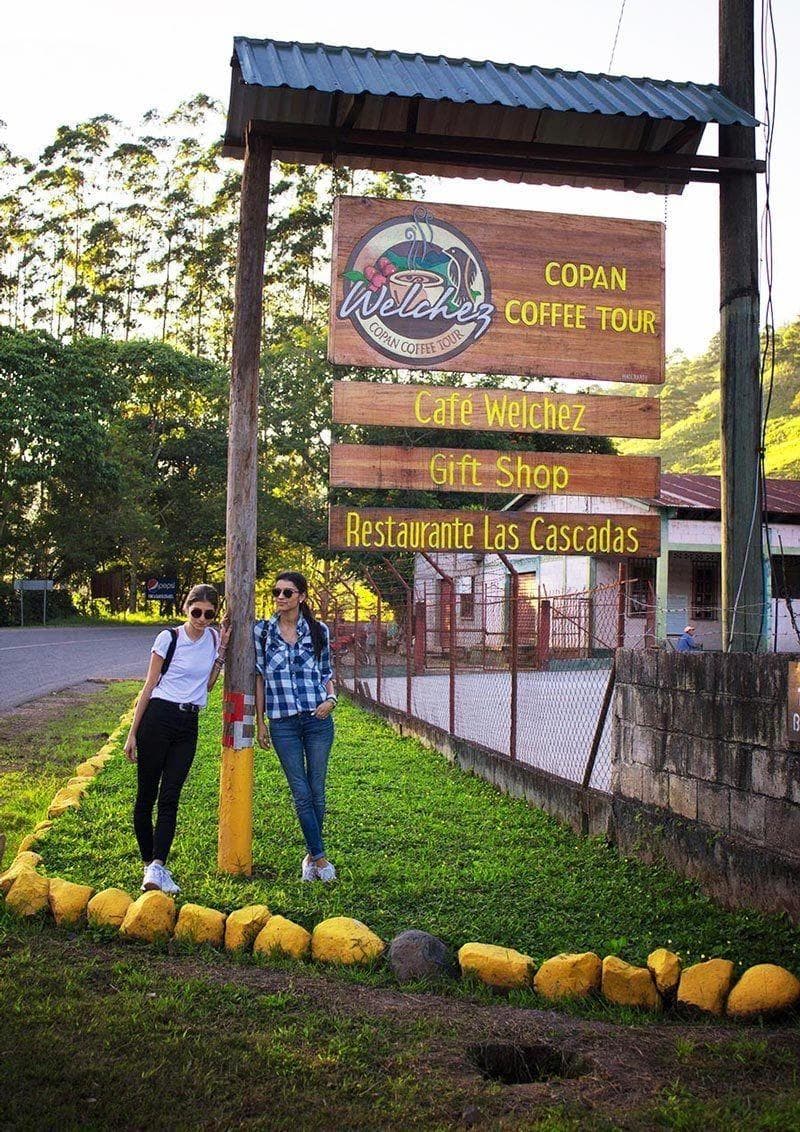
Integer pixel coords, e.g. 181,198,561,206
317,557,656,795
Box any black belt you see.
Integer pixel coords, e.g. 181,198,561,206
177,703,200,714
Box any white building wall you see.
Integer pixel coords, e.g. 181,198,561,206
413,508,800,654
772,600,800,651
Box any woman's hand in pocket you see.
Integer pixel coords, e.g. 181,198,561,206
314,699,335,720
257,720,271,749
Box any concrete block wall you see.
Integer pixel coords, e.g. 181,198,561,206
613,650,800,920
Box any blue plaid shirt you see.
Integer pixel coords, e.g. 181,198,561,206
254,614,333,719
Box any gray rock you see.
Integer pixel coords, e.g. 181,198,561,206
387,929,458,983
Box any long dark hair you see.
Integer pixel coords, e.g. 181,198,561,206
276,571,326,661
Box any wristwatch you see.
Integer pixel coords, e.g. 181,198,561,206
326,694,338,705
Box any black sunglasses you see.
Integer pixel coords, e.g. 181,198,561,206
189,608,216,620
272,587,299,598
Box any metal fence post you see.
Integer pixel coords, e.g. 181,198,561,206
645,580,657,649
497,553,519,760
365,567,382,705
380,556,413,717
414,600,426,675
616,562,627,648
421,552,456,737
538,599,551,670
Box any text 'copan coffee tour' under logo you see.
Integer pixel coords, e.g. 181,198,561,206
337,205,495,365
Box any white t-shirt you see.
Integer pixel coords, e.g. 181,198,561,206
150,625,218,708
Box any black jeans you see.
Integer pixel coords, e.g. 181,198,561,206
133,698,198,864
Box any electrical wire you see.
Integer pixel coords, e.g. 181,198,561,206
607,0,627,72
758,0,778,647
726,0,777,652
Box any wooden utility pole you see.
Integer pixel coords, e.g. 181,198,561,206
218,128,271,873
719,0,763,651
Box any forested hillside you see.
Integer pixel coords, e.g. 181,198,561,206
620,322,800,477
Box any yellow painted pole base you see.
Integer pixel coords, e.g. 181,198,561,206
218,745,254,875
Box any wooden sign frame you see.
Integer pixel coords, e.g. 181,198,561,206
332,381,661,440
330,444,660,499
329,506,660,557
330,196,665,384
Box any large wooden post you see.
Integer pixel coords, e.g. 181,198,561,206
218,128,271,874
719,0,762,651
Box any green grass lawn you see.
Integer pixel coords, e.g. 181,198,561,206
4,684,800,1129
0,681,140,869
35,687,800,977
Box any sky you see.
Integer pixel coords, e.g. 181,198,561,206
1,0,796,357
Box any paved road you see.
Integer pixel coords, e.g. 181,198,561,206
0,626,163,711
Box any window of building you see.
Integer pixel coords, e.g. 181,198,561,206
692,560,720,620
459,576,475,621
772,555,800,600
627,558,655,618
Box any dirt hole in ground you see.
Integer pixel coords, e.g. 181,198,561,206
468,1041,590,1085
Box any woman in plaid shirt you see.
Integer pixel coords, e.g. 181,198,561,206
254,571,338,882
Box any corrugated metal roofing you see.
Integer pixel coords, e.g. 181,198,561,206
233,38,757,126
507,474,800,515
657,473,800,515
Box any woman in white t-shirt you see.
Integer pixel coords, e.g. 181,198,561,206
124,584,230,894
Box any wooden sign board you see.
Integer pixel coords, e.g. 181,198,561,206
333,381,661,440
788,660,800,747
328,506,661,557
330,444,660,499
330,196,664,384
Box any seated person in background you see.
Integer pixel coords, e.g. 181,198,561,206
676,624,702,653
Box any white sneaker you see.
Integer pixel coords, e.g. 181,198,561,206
316,861,337,883
301,856,317,882
141,862,163,892
158,864,180,895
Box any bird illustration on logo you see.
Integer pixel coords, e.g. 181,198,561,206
338,205,495,366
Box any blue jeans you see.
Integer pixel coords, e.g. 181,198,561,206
269,711,334,860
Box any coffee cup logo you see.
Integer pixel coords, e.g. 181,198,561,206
337,205,495,365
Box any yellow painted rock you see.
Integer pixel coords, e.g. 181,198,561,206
254,915,312,961
87,888,133,929
0,851,43,895
74,760,100,778
224,904,272,951
534,952,602,1000
120,891,177,943
47,786,84,819
458,942,535,990
34,821,53,834
677,958,736,1015
647,948,682,996
726,964,800,1019
602,956,662,1010
66,777,92,790
16,833,41,854
174,903,226,948
88,752,113,769
48,877,95,926
6,870,50,916
311,916,386,966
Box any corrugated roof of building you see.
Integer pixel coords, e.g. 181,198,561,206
225,38,758,194
233,38,757,125
656,473,800,514
506,474,800,515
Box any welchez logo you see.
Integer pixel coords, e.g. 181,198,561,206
337,205,495,365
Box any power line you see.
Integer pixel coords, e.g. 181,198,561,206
607,0,628,72
726,0,777,653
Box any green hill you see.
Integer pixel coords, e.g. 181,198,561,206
618,318,800,477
